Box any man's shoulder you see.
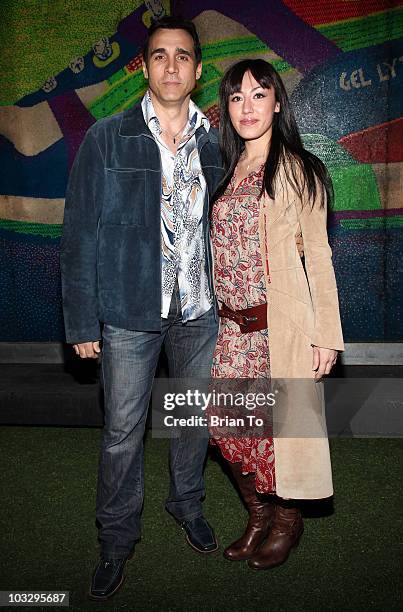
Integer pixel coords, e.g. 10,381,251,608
86,102,144,138
208,125,219,143
196,123,219,147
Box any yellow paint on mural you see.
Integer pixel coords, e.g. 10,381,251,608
0,103,63,155
0,196,65,225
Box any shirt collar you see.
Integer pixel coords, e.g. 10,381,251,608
141,90,210,141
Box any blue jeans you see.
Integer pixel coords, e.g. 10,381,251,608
96,286,218,559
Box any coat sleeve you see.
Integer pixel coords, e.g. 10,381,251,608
296,182,345,352
60,126,104,344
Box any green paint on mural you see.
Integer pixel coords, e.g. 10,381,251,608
0,219,62,238
193,82,221,111
302,134,380,212
317,7,403,52
90,58,224,118
201,36,267,62
89,72,147,118
201,37,292,73
303,134,358,166
197,64,222,85
271,60,293,74
340,217,403,230
0,0,146,105
107,69,127,86
331,165,381,212
193,64,223,109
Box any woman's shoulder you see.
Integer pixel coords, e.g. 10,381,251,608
280,150,325,170
273,157,304,193
277,152,328,193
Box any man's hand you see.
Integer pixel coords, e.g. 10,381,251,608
295,230,304,258
312,346,337,380
73,341,101,359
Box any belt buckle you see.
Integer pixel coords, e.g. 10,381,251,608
240,314,258,331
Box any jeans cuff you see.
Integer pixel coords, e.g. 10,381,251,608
100,546,135,560
167,507,203,524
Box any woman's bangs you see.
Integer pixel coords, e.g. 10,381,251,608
226,61,275,96
226,63,249,96
249,65,275,92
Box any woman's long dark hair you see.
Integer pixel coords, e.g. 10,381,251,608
214,59,333,208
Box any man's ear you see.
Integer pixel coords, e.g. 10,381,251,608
195,61,202,80
142,58,149,79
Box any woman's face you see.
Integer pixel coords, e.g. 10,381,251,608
228,70,280,144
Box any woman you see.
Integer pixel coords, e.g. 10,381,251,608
209,59,344,570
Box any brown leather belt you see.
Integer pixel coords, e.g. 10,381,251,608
218,302,267,333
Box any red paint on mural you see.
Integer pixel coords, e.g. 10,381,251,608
126,55,142,73
282,1,402,25
205,104,220,128
339,118,403,163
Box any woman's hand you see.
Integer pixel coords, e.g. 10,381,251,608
312,346,338,380
295,230,304,258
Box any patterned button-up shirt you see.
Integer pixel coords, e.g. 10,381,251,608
142,92,213,321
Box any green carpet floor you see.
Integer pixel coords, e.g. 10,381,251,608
0,428,401,611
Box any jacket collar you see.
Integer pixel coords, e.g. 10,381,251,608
119,100,218,150
141,90,210,136
119,102,151,137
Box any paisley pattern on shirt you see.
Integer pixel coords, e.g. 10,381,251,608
142,92,212,321
210,164,275,494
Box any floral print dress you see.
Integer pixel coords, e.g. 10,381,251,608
210,164,275,494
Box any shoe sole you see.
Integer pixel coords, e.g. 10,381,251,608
88,574,125,600
185,533,219,555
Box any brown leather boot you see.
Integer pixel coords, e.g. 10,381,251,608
224,462,274,561
247,501,303,570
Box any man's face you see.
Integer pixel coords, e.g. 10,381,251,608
142,28,202,106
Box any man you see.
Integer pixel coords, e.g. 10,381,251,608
61,17,223,600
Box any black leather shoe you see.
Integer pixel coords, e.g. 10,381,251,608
89,557,127,600
181,517,218,554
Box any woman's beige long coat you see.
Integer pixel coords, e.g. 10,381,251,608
257,163,344,499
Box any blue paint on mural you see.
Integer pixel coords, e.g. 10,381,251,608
0,233,65,341
292,39,403,139
329,227,403,341
0,136,68,198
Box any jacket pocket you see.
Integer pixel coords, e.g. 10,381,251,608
103,169,147,226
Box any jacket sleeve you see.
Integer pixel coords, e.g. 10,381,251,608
60,126,104,344
297,182,345,352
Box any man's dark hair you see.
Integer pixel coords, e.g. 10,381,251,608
142,16,202,65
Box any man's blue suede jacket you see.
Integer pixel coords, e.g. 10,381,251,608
60,102,224,344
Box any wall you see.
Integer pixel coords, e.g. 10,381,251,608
0,0,402,341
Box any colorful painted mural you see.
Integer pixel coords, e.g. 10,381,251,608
0,0,402,340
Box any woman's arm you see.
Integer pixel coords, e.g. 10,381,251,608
296,178,344,364
312,346,338,380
